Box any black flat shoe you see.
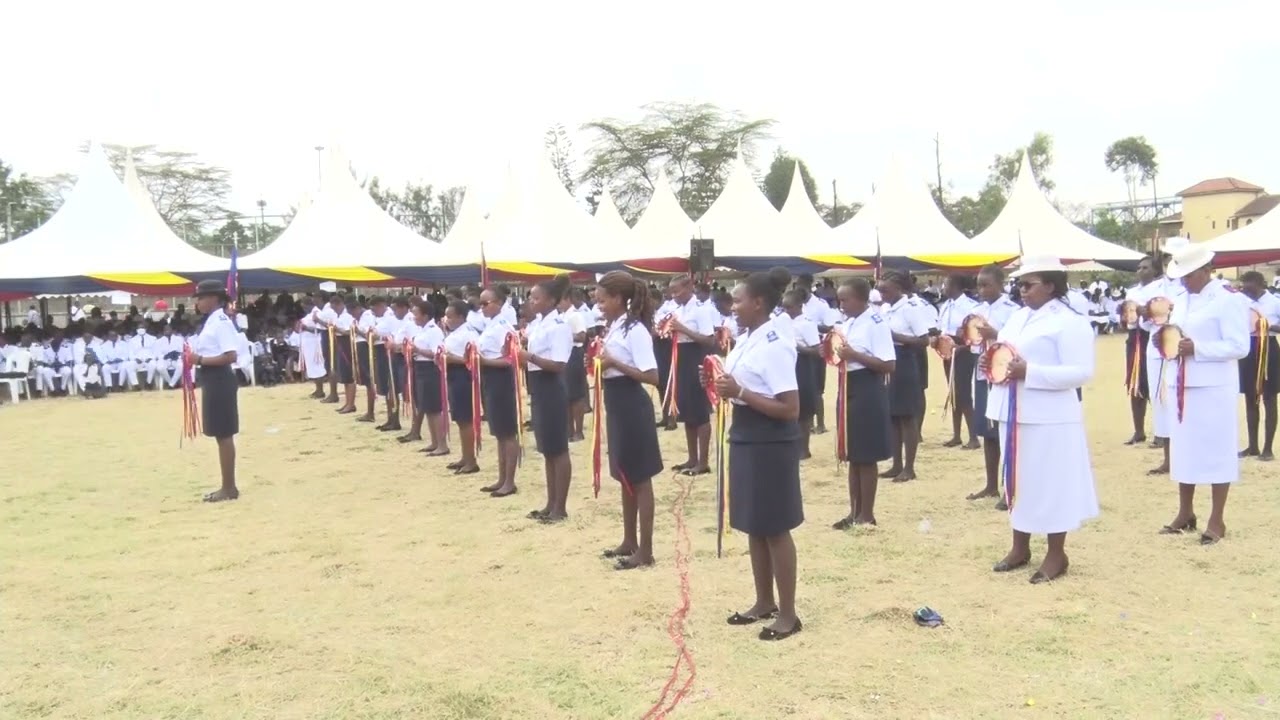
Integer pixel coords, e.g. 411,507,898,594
758,619,802,641
992,558,1029,572
378,424,401,432
832,517,855,531
446,461,463,470
356,415,375,423
396,435,418,443
671,461,692,471
614,557,654,570
680,467,710,477
489,488,518,498
726,609,777,626
526,509,548,520
602,548,631,559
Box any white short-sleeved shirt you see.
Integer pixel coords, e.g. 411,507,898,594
884,296,934,343
194,308,240,359
655,299,677,324
791,315,820,349
356,309,378,341
318,306,337,325
444,325,479,357
603,318,658,379
840,309,896,371
673,298,715,344
1248,291,1280,335
391,314,416,345
527,309,573,372
333,310,355,334
563,307,588,347
374,309,401,344
477,316,515,360
724,318,798,404
466,308,487,331
769,306,796,342
938,294,980,336
412,320,445,359
498,302,518,326
801,294,832,326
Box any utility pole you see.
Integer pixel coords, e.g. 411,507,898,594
934,134,946,217
314,146,325,188
831,179,839,225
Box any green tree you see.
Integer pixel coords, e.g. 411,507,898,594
366,177,465,240
816,201,862,228
1103,136,1159,222
933,133,1057,237
100,145,232,230
760,149,818,210
544,123,576,194
581,102,774,222
0,159,61,241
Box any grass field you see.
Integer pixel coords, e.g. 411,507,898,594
3,334,1279,719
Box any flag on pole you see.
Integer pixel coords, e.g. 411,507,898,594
226,246,239,315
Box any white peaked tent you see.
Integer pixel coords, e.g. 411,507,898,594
592,189,633,252
629,171,695,267
238,147,473,277
969,154,1143,267
832,156,991,267
123,151,193,247
0,143,226,288
433,184,487,260
775,164,866,269
1205,204,1280,265
476,153,597,272
694,154,784,262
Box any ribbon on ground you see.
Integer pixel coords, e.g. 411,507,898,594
820,330,848,465
658,316,678,416
702,355,730,558
436,346,449,440
180,342,200,446
465,342,483,455
503,332,526,462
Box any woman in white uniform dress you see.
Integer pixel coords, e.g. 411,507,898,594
982,257,1098,583
1160,245,1250,545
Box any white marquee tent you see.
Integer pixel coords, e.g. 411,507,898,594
628,171,695,271
968,155,1143,267
694,154,787,269
0,143,226,293
1204,204,1280,266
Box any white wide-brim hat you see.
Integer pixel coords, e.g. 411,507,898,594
1010,255,1068,278
1166,245,1215,279
1161,236,1190,255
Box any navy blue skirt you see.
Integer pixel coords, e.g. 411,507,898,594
374,345,392,396
847,369,891,463
334,334,355,384
675,342,711,426
1240,336,1280,395
796,354,816,423
888,344,925,418
413,360,442,414
604,376,663,483
529,369,569,456
356,341,374,388
729,404,802,536
481,365,518,439
201,365,239,439
447,364,473,423
655,337,673,413
972,378,998,440
564,346,589,402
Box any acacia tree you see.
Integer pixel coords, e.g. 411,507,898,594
544,123,576,194
1103,136,1159,223
581,102,774,222
366,177,465,240
100,144,232,229
0,159,62,241
934,132,1056,237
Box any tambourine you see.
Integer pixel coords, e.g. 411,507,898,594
934,334,956,359
656,315,675,339
821,330,847,367
1251,308,1267,337
1121,300,1139,326
1146,296,1174,326
1155,325,1184,360
702,355,726,406
982,342,1019,384
960,314,988,347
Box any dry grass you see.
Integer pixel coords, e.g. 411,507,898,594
3,335,1279,720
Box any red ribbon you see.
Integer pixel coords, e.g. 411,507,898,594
503,332,525,459
465,342,483,454
435,346,450,439
179,343,200,446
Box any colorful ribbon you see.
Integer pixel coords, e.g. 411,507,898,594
702,355,730,558
366,330,376,389
349,331,361,385
820,331,848,465
713,325,734,356
1001,381,1019,513
179,342,200,446
658,316,678,416
435,346,450,439
586,338,606,497
1255,311,1269,400
465,342,483,454
503,332,526,462
327,326,336,378
399,340,413,419
1125,332,1143,397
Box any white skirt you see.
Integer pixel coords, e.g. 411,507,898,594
1004,421,1099,534
1170,383,1239,485
300,333,327,380
1147,353,1176,437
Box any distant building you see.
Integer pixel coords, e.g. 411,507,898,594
1162,177,1266,242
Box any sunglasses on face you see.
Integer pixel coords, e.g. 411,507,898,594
1017,280,1042,291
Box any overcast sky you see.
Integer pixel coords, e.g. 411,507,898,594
4,0,1276,220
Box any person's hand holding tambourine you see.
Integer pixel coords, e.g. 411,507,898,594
1178,337,1196,358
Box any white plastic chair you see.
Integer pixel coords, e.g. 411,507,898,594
3,350,33,404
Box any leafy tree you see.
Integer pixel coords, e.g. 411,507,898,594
100,145,232,230
760,149,818,211
1103,136,1159,222
816,201,862,228
988,132,1055,194
933,133,1056,237
544,123,576,194
1087,209,1156,251
0,159,61,241
366,177,465,240
581,102,774,222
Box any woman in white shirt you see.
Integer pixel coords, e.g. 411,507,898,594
595,271,665,570
559,293,590,442
966,265,1021,509
877,271,933,482
476,289,521,498
1161,246,1250,544
710,267,803,641
981,257,1097,583
1236,271,1280,460
833,278,897,529
936,274,981,449
442,300,481,475
667,275,718,476
518,275,576,523
406,298,448,457
782,289,820,460
187,280,243,503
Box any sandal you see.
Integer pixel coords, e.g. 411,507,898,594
1159,515,1197,534
614,557,654,570
680,467,710,477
